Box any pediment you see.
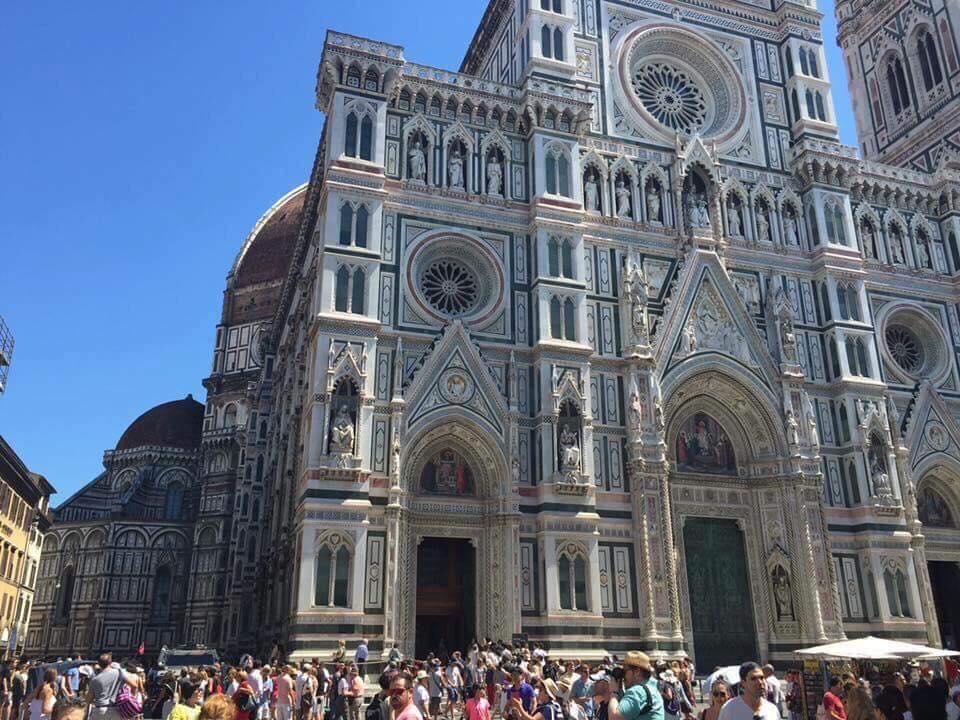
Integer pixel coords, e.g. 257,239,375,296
906,383,960,470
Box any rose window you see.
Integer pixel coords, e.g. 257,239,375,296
419,259,479,315
885,324,924,374
631,62,707,133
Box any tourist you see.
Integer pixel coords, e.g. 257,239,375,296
845,686,883,720
465,685,491,720
590,676,611,720
0,661,12,720
763,665,784,716
907,686,947,720
233,672,257,720
571,665,594,720
200,694,237,720
88,653,138,720
699,681,730,720
11,662,26,720
346,666,363,720
877,686,908,720
414,671,432,720
428,661,446,720
29,669,57,720
717,663,780,720
276,667,295,720
557,677,588,720
333,642,346,664
505,668,536,719
50,697,86,720
355,641,369,675
658,667,692,720
824,677,847,720
597,652,663,720
446,656,465,718
785,672,804,720
508,678,562,720
946,688,960,720
389,673,423,720
169,679,203,720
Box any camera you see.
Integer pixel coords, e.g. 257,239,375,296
611,667,625,682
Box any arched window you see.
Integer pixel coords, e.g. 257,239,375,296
785,49,795,77
808,205,821,246
346,66,361,87
55,566,75,623
846,337,870,377
541,25,552,59
553,28,564,62
345,112,358,157
255,456,264,483
815,92,826,121
553,0,562,10
251,499,260,522
335,266,351,312
820,282,832,322
887,57,911,115
805,90,816,119
165,482,184,521
545,145,571,197
557,543,588,611
339,204,353,246
549,297,563,339
151,566,172,621
548,237,560,277
791,89,801,123
223,403,237,428
561,239,573,279
315,535,351,607
809,49,820,78
949,232,960,271
246,535,257,563
837,286,849,320
563,298,576,340
828,336,841,379
847,461,861,504
355,206,369,248
839,404,851,444
917,31,944,91
364,68,379,92
240,494,249,516
351,269,366,314
884,566,912,617
847,286,861,321
799,48,810,76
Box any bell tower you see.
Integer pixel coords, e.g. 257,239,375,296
836,0,960,170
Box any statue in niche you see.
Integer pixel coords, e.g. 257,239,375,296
757,212,770,243
329,405,355,454
646,184,662,223
629,391,642,430
775,289,798,362
771,565,795,620
486,155,502,196
408,137,427,181
916,238,930,268
891,234,905,264
681,319,698,355
727,200,743,236
804,393,820,448
584,172,600,211
786,410,800,446
559,425,582,474
448,146,465,189
862,223,876,258
687,194,711,229
785,214,799,246
620,258,648,343
616,178,632,218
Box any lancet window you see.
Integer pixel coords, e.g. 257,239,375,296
315,533,352,608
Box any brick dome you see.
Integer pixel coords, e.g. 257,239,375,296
115,395,204,452
233,185,307,289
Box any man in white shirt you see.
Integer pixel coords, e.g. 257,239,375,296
718,663,781,720
414,671,432,720
763,665,784,717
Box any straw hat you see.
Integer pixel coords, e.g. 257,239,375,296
540,678,559,701
416,670,429,681
622,652,652,672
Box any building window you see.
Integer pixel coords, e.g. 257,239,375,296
315,535,351,607
917,30,944,92
344,110,374,161
337,204,369,248
824,200,847,245
886,57,911,115
55,566,75,623
151,566,172,622
547,237,574,278
837,285,861,321
883,566,912,617
549,297,576,341
334,266,366,314
557,543,588,611
845,337,870,377
545,145,571,197
165,482,184,521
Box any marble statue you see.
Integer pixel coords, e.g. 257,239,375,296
863,224,876,258
786,409,800,446
616,178,631,218
559,425,581,473
872,462,893,500
772,566,795,620
448,147,464,189
916,239,930,268
620,258,648,343
329,405,355,453
409,138,427,181
629,391,642,430
785,215,799,246
646,185,662,223
727,201,742,236
757,213,770,243
688,194,711,229
891,236,905,264
584,173,599,211
486,156,502,196
804,393,820,447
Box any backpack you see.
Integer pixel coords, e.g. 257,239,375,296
660,683,680,717
236,692,258,714
365,697,387,720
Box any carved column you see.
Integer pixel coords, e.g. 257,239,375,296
630,476,659,642
661,471,683,640
792,480,828,641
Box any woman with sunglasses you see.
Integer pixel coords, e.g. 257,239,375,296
700,682,730,720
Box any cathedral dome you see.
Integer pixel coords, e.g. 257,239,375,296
115,395,204,452
232,185,307,290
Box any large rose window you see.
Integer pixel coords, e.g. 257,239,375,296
420,259,479,315
885,325,923,374
631,62,708,134
616,24,747,144
880,307,949,381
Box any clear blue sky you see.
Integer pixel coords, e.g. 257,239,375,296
0,1,854,502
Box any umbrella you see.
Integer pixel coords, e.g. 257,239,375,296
796,636,960,660
704,666,742,694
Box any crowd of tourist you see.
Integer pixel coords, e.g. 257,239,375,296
1,639,956,720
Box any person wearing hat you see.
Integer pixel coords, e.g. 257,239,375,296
414,671,432,720
509,678,563,720
595,652,663,720
558,677,588,720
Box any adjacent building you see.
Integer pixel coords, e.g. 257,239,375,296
29,0,960,665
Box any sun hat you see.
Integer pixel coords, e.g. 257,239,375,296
540,678,559,701
622,652,652,672
416,670,428,681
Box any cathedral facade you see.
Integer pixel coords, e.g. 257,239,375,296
28,0,960,666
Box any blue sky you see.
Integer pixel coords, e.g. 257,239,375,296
0,1,854,502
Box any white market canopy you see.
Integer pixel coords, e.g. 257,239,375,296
796,636,960,660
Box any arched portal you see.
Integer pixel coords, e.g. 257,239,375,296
663,368,806,669
396,417,516,657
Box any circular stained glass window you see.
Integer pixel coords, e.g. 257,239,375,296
631,62,708,134
885,324,923,374
419,259,479,315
